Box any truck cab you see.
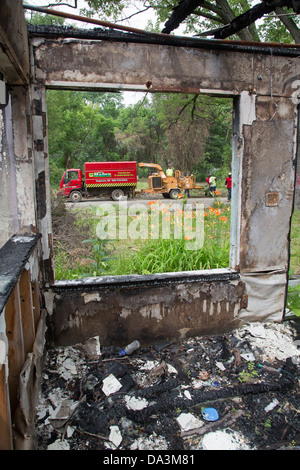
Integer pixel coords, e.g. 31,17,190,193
59,169,83,202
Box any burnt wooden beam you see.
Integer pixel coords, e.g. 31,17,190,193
162,0,204,34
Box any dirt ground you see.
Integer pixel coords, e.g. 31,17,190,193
35,319,300,452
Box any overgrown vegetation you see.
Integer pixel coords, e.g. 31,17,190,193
108,200,230,275
289,209,300,277
52,195,231,279
51,195,101,279
287,209,300,317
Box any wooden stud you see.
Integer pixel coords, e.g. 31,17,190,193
0,365,13,450
5,284,25,416
31,280,41,328
19,269,35,357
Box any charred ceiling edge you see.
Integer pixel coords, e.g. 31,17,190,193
27,24,300,58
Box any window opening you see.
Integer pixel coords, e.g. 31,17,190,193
287,104,300,317
47,89,233,281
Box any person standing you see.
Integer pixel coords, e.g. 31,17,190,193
166,162,174,177
184,171,190,197
225,172,232,202
209,175,217,197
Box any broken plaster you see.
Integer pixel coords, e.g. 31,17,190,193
140,303,163,321
240,90,256,126
81,292,101,304
0,338,7,365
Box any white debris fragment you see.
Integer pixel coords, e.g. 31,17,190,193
191,379,205,389
167,363,178,375
0,339,7,365
130,435,168,450
36,407,47,421
138,360,177,375
75,336,101,359
176,413,203,432
236,322,299,361
66,425,75,438
184,390,192,400
47,439,70,450
124,395,149,410
102,374,122,396
202,429,250,450
61,358,77,375
105,426,122,449
216,361,226,371
240,352,256,362
139,360,157,371
264,398,280,413
49,399,78,430
245,323,266,338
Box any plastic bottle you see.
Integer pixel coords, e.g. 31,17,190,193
119,340,141,357
257,364,281,374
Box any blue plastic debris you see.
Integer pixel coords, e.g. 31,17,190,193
202,407,219,421
212,381,220,387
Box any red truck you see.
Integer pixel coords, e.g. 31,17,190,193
59,161,137,202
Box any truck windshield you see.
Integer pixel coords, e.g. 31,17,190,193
64,170,78,182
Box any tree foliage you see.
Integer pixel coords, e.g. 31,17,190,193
47,90,232,186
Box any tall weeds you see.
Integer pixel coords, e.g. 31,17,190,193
110,200,231,275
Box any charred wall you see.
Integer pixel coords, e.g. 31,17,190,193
46,271,244,347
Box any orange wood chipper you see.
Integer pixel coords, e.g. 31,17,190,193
137,162,203,199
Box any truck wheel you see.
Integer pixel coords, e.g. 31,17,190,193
70,190,82,202
111,189,125,201
169,189,181,199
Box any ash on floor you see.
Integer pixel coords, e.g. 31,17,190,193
35,320,300,451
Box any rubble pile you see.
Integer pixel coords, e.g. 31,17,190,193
35,321,300,450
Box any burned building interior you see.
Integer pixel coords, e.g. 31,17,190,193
1,0,300,451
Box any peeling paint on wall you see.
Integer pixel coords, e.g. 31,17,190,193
240,91,256,125
82,292,101,303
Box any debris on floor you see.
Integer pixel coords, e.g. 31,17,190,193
35,320,300,450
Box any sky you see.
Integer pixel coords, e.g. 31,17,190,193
23,0,163,31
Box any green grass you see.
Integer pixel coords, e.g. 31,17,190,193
107,200,230,275
287,209,300,316
289,209,300,276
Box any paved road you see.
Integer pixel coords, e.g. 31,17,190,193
65,196,229,210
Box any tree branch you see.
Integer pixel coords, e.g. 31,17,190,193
44,1,77,8
275,7,300,42
117,6,152,23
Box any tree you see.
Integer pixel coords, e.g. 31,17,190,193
151,93,232,176
46,90,123,181
78,0,300,43
152,93,210,172
115,97,165,163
